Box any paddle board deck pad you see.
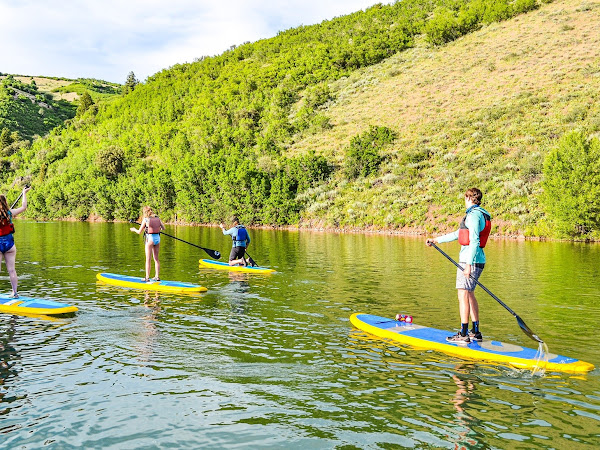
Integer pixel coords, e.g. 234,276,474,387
350,313,594,374
199,259,275,274
0,294,78,315
97,273,207,293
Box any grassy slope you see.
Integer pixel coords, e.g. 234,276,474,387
291,0,600,236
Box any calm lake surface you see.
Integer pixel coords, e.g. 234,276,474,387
0,221,599,448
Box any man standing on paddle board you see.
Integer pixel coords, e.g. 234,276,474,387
219,217,251,266
426,188,492,343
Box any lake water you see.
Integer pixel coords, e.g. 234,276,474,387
1,221,599,448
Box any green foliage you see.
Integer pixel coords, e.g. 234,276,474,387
95,145,125,178
426,0,542,46
0,127,12,149
3,0,556,228
0,76,76,140
51,78,121,97
123,71,139,95
344,126,396,179
76,91,94,117
542,131,600,237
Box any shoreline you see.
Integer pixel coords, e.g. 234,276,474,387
19,215,600,243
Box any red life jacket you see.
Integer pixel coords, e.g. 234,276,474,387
458,207,491,248
0,211,15,237
146,216,162,234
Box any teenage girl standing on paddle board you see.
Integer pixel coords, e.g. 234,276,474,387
130,206,165,282
0,186,31,298
426,188,492,344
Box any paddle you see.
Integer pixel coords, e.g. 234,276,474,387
10,192,24,209
431,243,544,345
129,221,221,259
10,186,28,209
243,249,258,267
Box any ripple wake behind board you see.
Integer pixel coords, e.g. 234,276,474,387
0,294,78,316
199,259,275,274
350,313,594,374
97,273,207,293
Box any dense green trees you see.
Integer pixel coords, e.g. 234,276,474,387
2,0,580,238
542,131,600,238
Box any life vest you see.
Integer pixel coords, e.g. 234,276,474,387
232,225,249,247
146,216,162,234
458,207,491,248
0,211,14,237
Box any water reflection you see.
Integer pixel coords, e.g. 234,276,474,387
0,317,19,412
450,367,481,449
223,272,250,316
0,222,598,447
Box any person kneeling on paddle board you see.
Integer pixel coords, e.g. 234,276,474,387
130,206,165,282
426,187,492,344
0,186,31,298
219,217,251,266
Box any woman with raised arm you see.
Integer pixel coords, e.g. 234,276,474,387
130,206,165,282
0,186,31,298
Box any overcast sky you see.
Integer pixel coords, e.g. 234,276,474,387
0,0,386,84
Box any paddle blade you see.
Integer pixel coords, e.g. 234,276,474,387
204,248,221,259
516,315,544,344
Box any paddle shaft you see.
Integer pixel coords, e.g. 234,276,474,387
431,243,543,344
243,249,258,267
130,221,221,259
10,190,25,209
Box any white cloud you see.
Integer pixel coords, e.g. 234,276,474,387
0,0,384,83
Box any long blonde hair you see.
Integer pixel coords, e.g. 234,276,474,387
0,195,10,223
142,206,155,218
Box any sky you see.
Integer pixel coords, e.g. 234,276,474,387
0,0,385,84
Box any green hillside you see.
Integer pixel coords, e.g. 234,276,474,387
0,75,75,141
3,0,599,238
0,75,121,141
291,0,600,238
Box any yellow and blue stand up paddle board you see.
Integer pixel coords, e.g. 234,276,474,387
199,259,275,274
0,294,78,316
97,273,207,293
350,313,594,374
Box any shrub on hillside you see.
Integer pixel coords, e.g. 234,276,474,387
513,0,539,14
95,146,125,178
344,126,396,179
426,0,541,46
542,131,600,237
425,7,463,46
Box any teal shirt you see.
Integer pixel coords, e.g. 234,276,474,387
437,206,491,265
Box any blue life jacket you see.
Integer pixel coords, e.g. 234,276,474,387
232,225,249,247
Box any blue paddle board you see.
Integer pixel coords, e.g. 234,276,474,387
97,273,207,293
199,259,275,274
351,313,594,374
0,294,78,316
